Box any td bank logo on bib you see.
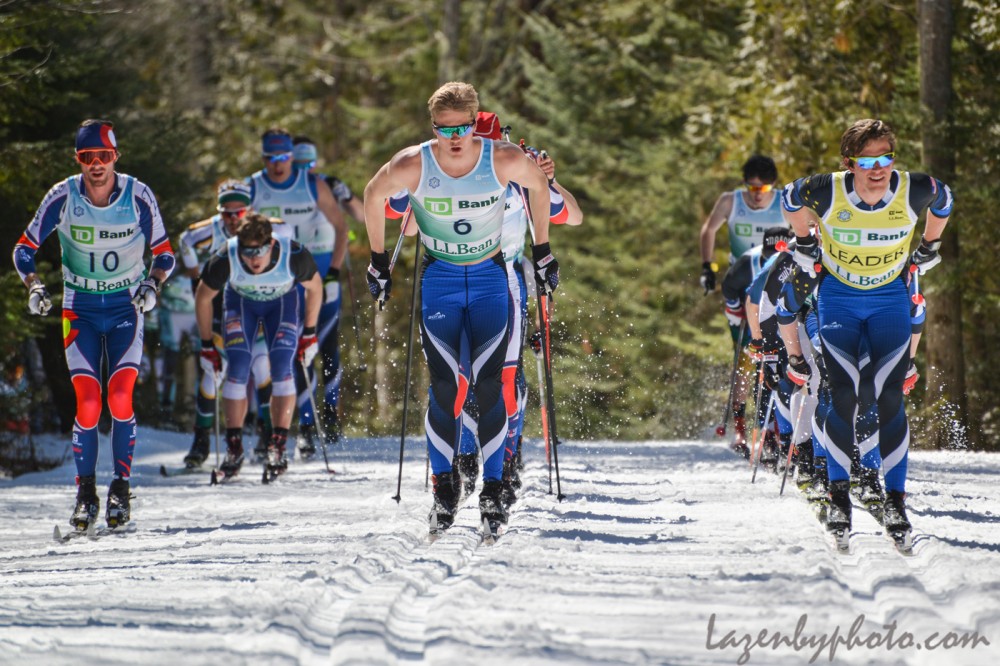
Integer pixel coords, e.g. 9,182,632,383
70,225,95,244
831,228,861,245
424,197,452,216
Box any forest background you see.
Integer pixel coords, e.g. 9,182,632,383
2,0,999,458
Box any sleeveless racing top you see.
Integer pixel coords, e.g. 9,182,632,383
820,171,918,290
225,235,296,301
250,170,333,258
726,188,787,263
409,139,507,263
58,175,146,294
500,183,529,263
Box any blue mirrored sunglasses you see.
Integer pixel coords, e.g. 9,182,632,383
238,243,269,258
264,152,293,164
851,152,895,169
432,122,475,139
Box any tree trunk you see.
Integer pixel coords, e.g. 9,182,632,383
438,0,461,83
918,0,966,446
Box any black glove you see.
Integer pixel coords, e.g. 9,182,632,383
532,242,559,295
366,251,391,303
762,359,783,391
528,330,544,359
792,235,822,276
786,354,811,386
700,262,716,293
910,236,942,274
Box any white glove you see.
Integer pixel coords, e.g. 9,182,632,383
324,280,341,304
792,237,821,277
131,277,160,313
28,283,52,316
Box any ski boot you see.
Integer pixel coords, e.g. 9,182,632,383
883,490,913,553
321,404,342,447
500,457,519,511
826,479,852,552
454,452,479,500
70,475,99,532
795,440,814,489
219,429,245,478
183,427,212,468
253,419,272,462
857,467,885,523
106,477,131,528
480,479,508,543
429,471,460,535
759,430,779,472
514,439,524,472
731,413,750,459
777,432,793,473
264,429,289,482
297,423,317,460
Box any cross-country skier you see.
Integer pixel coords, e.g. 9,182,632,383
362,82,558,536
246,129,348,459
195,213,322,479
13,119,175,530
780,118,953,549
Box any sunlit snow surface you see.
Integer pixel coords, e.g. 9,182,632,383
1,431,998,665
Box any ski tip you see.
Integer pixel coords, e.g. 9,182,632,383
53,525,61,541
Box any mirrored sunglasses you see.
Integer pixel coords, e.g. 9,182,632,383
851,153,895,169
745,183,775,193
217,206,248,219
432,122,476,139
238,243,269,258
76,149,118,166
263,152,293,163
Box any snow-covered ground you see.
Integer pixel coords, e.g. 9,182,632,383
0,430,998,665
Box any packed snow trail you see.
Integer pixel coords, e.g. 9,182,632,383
0,430,997,665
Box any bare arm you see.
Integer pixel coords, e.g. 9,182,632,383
342,197,366,225
363,149,421,254
300,273,323,329
783,206,816,239
746,299,763,341
535,153,583,226
195,281,219,341
497,145,550,244
315,179,349,271
779,321,803,357
700,193,733,263
923,210,948,241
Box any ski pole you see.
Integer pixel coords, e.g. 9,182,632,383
300,358,336,475
539,292,565,501
716,319,747,437
391,234,422,503
780,384,809,495
530,329,552,493
745,361,766,466
342,250,367,372
909,263,924,306
751,390,777,484
214,370,222,468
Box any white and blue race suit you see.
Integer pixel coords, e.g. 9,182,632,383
12,173,175,480
249,169,341,432
409,138,513,483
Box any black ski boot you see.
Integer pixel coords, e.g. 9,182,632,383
883,490,913,553
297,423,317,460
760,430,779,472
500,457,519,510
253,419,272,462
219,429,244,477
826,479,852,551
454,452,479,500
883,490,911,532
795,439,814,489
106,477,131,528
430,471,460,534
514,439,524,472
183,427,211,468
480,479,507,542
857,467,885,522
264,428,289,481
70,475,99,531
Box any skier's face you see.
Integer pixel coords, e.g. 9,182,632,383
432,109,476,159
218,204,249,236
743,177,775,210
239,239,274,274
